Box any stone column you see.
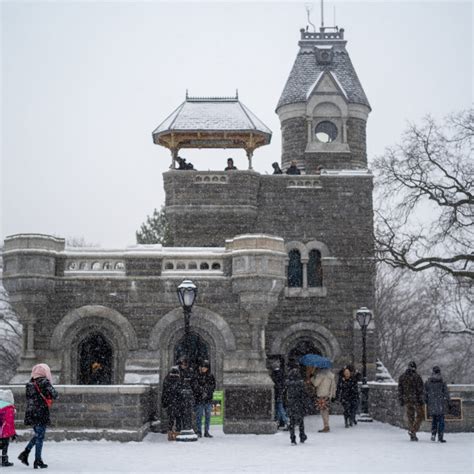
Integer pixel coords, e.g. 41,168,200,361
224,234,286,434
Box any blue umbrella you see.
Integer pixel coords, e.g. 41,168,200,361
299,354,333,369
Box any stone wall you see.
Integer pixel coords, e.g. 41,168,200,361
281,117,307,171
0,384,159,441
369,382,474,432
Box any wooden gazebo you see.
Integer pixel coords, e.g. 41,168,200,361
152,93,272,169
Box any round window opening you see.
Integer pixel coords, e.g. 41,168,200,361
315,121,338,143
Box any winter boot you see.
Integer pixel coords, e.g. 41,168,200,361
204,432,213,438
18,449,30,466
409,431,418,441
290,436,297,445
1,456,13,467
344,417,349,428
196,431,202,438
33,459,48,469
300,433,307,444
318,426,330,433
438,434,446,443
431,433,436,442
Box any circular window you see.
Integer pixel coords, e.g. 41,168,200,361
315,121,338,143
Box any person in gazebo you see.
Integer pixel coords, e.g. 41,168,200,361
225,158,237,170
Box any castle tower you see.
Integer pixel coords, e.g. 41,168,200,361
276,27,371,173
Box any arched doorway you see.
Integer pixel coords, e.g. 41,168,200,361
78,333,113,384
287,339,322,364
174,332,210,371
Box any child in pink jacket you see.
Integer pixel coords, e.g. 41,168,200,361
0,389,16,467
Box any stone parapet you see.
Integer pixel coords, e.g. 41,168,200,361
0,384,159,441
369,382,474,432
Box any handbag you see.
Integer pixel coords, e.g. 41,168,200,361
33,381,53,408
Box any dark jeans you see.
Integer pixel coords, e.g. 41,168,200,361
431,414,445,437
0,438,9,457
343,401,358,424
195,403,212,434
26,425,46,460
275,401,288,425
288,416,305,441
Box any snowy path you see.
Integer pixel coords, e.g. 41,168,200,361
10,416,473,473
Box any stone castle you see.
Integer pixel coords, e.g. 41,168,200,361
2,25,376,437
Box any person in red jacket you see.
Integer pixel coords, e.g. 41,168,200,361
0,389,16,467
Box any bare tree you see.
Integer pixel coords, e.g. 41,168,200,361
373,108,473,280
375,264,440,378
376,264,474,382
0,264,22,383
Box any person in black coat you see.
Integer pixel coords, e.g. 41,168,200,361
285,363,307,445
193,360,216,438
425,366,450,443
286,160,301,175
18,364,58,469
336,366,359,428
161,366,183,440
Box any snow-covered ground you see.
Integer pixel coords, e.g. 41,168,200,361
10,416,473,473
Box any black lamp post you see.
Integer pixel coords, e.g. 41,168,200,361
356,307,373,422
176,279,198,442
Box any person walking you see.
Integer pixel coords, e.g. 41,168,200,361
311,368,336,432
336,366,359,428
398,361,424,441
193,360,216,438
0,389,16,467
161,366,183,441
18,363,58,469
270,361,288,430
285,362,307,445
425,366,450,443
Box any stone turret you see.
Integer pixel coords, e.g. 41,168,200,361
276,27,371,173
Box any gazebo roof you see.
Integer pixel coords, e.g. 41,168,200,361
152,94,272,153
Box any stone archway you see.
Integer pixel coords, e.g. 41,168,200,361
149,305,236,389
50,305,138,384
270,322,341,362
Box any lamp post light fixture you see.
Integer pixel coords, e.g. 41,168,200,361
356,307,373,422
176,279,198,442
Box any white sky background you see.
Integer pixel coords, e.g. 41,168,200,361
1,1,472,248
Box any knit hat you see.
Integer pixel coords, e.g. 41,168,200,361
31,363,52,382
432,366,441,374
169,366,180,375
200,360,210,369
408,361,417,370
0,389,14,405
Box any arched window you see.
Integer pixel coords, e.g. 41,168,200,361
307,249,323,287
287,250,303,287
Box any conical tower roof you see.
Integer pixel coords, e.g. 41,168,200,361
276,28,370,111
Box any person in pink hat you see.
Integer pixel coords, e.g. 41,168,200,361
0,389,16,467
18,364,58,470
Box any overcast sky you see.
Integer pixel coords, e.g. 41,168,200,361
1,1,472,248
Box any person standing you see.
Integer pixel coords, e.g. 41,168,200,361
0,389,16,467
285,362,307,445
272,162,283,174
193,360,216,438
311,368,336,432
18,363,58,469
286,160,301,175
398,361,424,441
425,366,450,443
161,366,182,441
270,361,288,430
336,366,359,428
225,158,237,170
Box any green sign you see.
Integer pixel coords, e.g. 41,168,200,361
210,390,224,425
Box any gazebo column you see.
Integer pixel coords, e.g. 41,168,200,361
246,149,254,170
171,148,178,169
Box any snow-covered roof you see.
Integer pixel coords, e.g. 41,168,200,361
153,96,272,136
277,29,370,110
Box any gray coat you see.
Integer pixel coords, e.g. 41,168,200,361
425,374,450,416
